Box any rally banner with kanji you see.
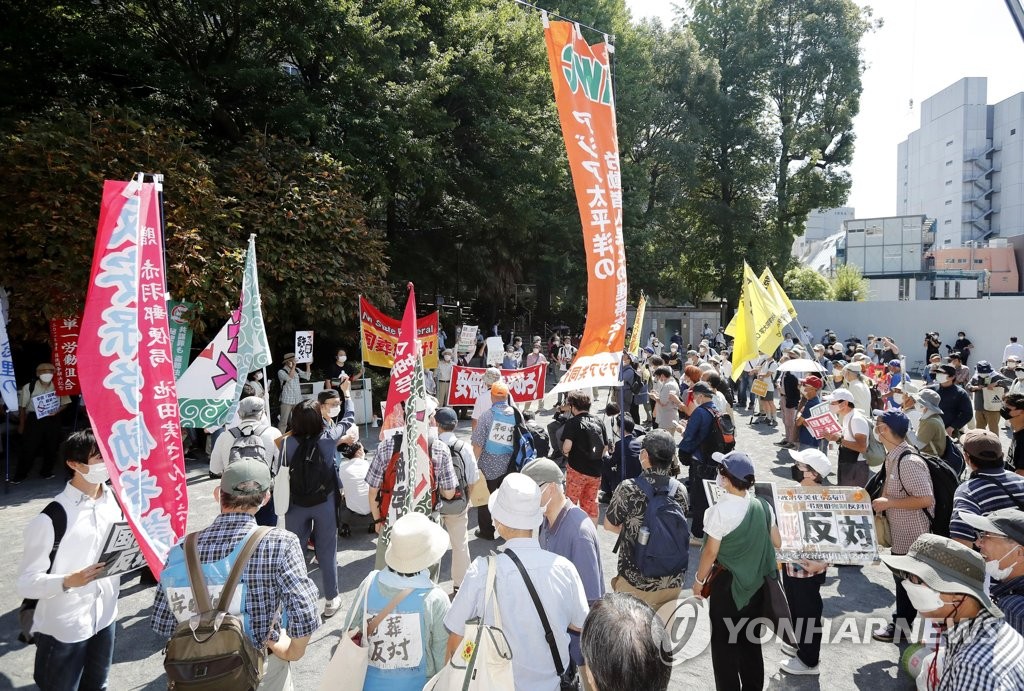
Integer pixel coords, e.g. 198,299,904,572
775,486,878,565
544,16,628,393
177,236,272,428
166,300,193,379
627,294,646,356
380,285,420,437
446,364,547,407
0,290,17,412
49,315,82,395
359,296,439,370
78,178,185,578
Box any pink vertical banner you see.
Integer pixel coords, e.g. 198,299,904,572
79,178,186,578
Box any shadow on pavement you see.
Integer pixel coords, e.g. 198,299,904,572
832,567,894,615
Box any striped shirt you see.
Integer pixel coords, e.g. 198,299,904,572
949,470,1024,541
936,612,1024,690
992,575,1024,637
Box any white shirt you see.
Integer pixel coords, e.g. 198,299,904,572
209,418,282,476
846,379,872,416
444,538,589,691
17,483,123,643
338,456,371,515
841,409,870,462
703,492,776,540
1004,343,1024,362
471,391,493,421
438,431,480,485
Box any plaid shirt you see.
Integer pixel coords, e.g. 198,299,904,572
935,612,1024,690
151,513,320,647
365,434,457,491
881,441,934,555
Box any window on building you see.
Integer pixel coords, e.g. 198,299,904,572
946,160,953,166
898,278,911,301
975,259,984,264
1013,129,1017,136
944,219,952,225
945,200,952,205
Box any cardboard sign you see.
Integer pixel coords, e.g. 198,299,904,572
751,379,769,397
446,364,547,406
294,331,314,364
805,412,842,440
98,521,148,576
485,337,504,366
703,480,779,516
32,391,59,419
456,325,478,355
775,485,878,565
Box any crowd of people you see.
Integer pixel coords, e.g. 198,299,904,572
12,323,1024,691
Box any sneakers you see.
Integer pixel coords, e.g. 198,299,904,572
323,596,342,619
871,623,897,642
780,642,798,657
780,656,819,676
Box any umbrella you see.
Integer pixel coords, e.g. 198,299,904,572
777,358,826,373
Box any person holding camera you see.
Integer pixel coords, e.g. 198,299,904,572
924,332,942,362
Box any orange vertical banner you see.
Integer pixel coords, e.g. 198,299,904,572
544,16,628,393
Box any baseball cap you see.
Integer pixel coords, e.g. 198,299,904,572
434,407,458,427
800,375,824,390
825,389,854,404
961,429,1003,463
690,382,714,397
711,451,755,480
788,448,832,478
490,381,510,397
888,359,901,368
872,409,910,438
238,396,265,419
960,508,1024,546
520,458,564,486
221,457,272,495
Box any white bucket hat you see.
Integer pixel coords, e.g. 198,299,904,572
385,512,450,574
488,473,544,531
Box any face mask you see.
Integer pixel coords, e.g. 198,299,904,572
893,393,904,405
790,465,806,482
715,474,727,490
38,373,53,384
872,428,884,443
1017,372,1024,380
337,355,347,363
902,581,946,614
985,546,1020,581
78,462,110,485
1001,407,1014,420
935,374,949,384
327,406,341,418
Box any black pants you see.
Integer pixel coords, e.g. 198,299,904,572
16,413,62,480
782,570,826,667
710,570,766,691
893,573,917,634
474,474,506,538
687,466,713,538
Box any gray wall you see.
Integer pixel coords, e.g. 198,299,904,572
791,297,1024,373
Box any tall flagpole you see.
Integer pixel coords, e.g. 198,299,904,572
358,295,369,434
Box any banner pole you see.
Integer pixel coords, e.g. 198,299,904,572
618,361,626,487
358,295,368,435
4,424,9,494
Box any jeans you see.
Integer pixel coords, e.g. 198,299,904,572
34,622,115,691
736,373,753,410
285,493,339,599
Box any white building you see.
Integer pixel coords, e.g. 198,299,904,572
803,207,856,241
897,77,1024,249
791,207,856,276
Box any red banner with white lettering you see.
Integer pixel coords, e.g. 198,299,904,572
359,295,439,369
79,179,186,578
544,17,628,393
446,364,547,407
49,315,82,395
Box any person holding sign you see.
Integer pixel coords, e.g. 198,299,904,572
13,362,71,483
277,352,311,430
17,429,124,690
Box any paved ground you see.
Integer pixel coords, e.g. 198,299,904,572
1,391,978,690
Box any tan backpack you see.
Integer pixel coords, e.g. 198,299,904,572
163,527,272,690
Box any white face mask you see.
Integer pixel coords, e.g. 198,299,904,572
985,545,1020,581
902,581,946,614
38,373,54,384
327,406,341,418
443,355,452,362
893,393,904,405
337,355,347,363
935,374,949,384
78,462,110,485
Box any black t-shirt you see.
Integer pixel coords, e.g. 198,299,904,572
1011,428,1024,471
562,412,607,477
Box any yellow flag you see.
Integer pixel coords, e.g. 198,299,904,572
742,262,784,355
627,294,647,356
759,266,797,326
724,292,756,381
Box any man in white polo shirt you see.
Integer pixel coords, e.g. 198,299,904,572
823,388,870,487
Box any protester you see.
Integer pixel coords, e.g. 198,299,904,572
692,451,781,690
948,429,1024,546
910,388,948,457
13,362,71,483
1004,336,1024,363
780,448,833,676
929,364,973,437
777,358,801,450
436,348,455,407
523,343,548,412
17,430,123,690
841,362,872,416
1005,393,1024,476
277,352,310,429
435,406,478,594
470,367,503,431
344,512,452,690
336,441,374,536
601,414,643,500
1009,363,1024,396
444,473,589,691
870,410,935,642
880,534,1024,689
560,390,608,523
752,354,778,426
580,593,672,691
948,351,970,386
470,380,517,539
968,361,1011,434
677,381,722,541
962,509,1024,635
823,389,870,487
208,396,282,524
793,375,824,451
653,365,681,435
247,369,266,399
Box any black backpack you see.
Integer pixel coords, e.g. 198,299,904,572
626,475,689,578
697,405,732,459
438,439,470,515
575,414,607,463
288,437,335,507
18,502,66,644
507,406,538,473
628,367,644,396
897,449,960,538
227,424,270,468
526,421,551,459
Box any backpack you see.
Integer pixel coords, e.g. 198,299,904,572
18,502,67,645
697,406,734,459
863,417,887,468
227,424,270,468
507,407,538,473
438,439,470,516
526,421,551,459
941,435,966,477
627,475,689,578
163,528,271,691
628,368,644,396
573,414,607,464
288,437,335,507
896,449,960,538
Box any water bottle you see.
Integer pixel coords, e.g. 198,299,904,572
638,527,650,546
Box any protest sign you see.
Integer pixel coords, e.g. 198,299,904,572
447,364,547,406
456,325,478,355
294,330,314,364
0,291,16,412
98,521,148,576
810,402,830,418
805,412,842,440
380,285,421,439
359,296,439,369
32,391,59,418
703,480,780,515
166,301,193,379
775,485,878,565
49,315,81,396
485,337,504,366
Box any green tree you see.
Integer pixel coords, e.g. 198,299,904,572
831,264,869,301
783,266,832,300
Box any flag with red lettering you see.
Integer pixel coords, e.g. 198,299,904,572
79,178,186,577
49,316,82,395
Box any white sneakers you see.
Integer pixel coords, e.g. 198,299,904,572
323,596,342,619
780,655,819,676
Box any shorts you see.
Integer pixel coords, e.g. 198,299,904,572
762,391,775,403
565,466,602,519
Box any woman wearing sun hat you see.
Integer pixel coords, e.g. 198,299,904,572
343,512,452,690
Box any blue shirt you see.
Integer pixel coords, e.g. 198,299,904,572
949,469,1024,541
678,402,717,462
798,395,821,448
992,575,1024,638
612,434,643,481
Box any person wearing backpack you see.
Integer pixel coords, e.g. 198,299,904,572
605,430,689,611
152,457,321,691
948,429,1024,549
560,390,608,524
869,410,935,643
209,396,282,526
16,430,124,690
435,406,479,595
677,382,723,542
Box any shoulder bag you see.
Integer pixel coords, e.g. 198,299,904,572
756,499,792,635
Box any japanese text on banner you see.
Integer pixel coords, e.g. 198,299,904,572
445,364,547,407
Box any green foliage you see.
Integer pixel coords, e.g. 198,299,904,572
831,264,869,301
783,266,832,301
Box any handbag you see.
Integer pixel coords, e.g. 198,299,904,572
874,513,892,548
699,563,724,599
318,576,413,691
468,475,491,507
424,556,514,691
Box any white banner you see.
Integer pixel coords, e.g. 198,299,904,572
294,330,314,364
551,352,622,394
456,325,478,354
0,290,17,411
485,336,504,366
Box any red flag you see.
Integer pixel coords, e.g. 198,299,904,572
78,179,186,578
380,284,420,435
